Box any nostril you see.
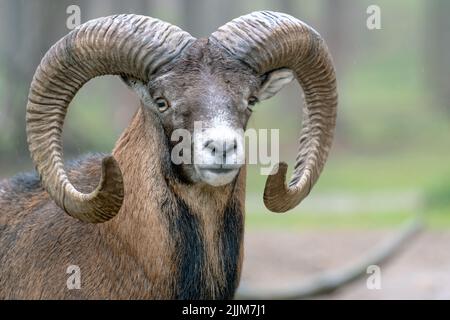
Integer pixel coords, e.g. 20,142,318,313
203,138,238,159
203,139,214,149
226,139,237,153
203,140,216,156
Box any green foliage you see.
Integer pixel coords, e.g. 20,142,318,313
425,178,450,210
245,210,414,230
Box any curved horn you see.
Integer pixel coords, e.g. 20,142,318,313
27,15,195,223
210,11,338,212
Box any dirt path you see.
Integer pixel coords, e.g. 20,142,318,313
239,230,450,299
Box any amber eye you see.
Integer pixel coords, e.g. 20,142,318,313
154,97,170,112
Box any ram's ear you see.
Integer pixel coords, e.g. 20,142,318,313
120,76,153,105
258,68,295,101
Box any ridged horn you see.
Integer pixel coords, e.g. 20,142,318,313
26,14,195,223
210,11,338,213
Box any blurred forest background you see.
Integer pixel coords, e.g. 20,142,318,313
0,0,449,298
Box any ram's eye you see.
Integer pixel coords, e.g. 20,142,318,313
247,96,258,110
248,96,258,106
154,97,170,112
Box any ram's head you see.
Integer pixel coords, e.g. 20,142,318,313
122,39,296,187
26,11,337,222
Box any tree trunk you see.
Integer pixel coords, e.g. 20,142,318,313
425,0,450,115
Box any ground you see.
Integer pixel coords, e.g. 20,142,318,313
239,229,450,299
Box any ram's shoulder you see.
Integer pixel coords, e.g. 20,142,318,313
0,153,105,196
1,171,40,195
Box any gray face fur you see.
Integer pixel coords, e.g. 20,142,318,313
123,39,294,187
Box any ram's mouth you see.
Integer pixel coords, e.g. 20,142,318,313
195,165,240,186
202,167,237,175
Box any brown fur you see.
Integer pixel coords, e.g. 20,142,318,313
0,39,270,299
0,106,245,299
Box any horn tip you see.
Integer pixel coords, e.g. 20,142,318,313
101,155,124,194
263,162,290,213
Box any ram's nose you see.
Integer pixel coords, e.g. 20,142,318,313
194,126,244,186
203,137,238,165
196,126,244,167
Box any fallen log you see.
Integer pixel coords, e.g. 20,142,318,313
235,217,424,300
